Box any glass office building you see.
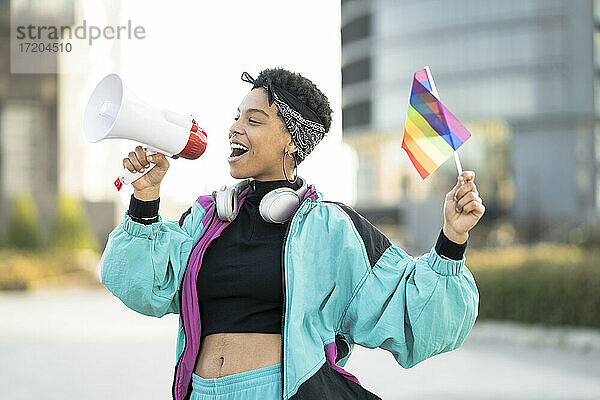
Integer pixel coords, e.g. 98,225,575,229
342,0,598,249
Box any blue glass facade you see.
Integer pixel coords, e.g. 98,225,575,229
342,0,597,247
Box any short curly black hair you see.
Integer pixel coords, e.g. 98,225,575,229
253,67,333,134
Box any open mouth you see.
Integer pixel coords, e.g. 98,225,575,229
229,143,249,162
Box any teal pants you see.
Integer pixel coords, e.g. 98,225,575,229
190,362,281,399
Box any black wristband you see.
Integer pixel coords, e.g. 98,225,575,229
435,228,467,260
128,193,160,225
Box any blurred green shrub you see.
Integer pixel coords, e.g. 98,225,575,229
0,193,101,290
467,244,600,328
6,192,42,249
566,223,600,249
0,248,99,291
51,194,99,251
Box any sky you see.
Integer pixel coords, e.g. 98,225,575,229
79,0,356,207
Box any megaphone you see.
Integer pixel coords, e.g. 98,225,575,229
82,73,207,191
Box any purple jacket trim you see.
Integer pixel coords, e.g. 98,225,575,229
305,184,318,201
173,187,249,400
173,182,319,400
324,342,361,385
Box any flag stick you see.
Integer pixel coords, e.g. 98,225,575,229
424,65,463,176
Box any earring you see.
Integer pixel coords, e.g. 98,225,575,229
283,151,297,184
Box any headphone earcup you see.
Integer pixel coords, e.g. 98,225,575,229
259,188,301,224
258,175,309,224
215,179,251,221
216,185,238,221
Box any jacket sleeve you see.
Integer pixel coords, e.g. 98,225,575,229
100,198,208,317
330,203,479,369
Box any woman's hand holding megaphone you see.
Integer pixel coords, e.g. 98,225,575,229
123,145,170,201
84,74,208,193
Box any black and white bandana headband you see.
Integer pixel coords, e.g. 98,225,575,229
241,71,326,164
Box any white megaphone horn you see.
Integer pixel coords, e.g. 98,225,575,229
82,73,208,191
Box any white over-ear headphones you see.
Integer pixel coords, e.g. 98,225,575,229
215,176,309,224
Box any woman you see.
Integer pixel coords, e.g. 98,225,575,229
100,68,484,400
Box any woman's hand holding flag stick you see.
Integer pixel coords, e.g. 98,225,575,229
403,66,485,244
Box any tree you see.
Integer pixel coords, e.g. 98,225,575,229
51,194,98,251
7,192,42,249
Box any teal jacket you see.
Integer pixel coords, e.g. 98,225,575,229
100,182,479,400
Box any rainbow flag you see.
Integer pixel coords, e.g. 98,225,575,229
401,68,471,179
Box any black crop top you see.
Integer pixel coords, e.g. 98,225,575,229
196,178,301,337
127,181,468,338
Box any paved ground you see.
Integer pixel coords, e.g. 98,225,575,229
1,288,599,400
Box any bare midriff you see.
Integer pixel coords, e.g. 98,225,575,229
194,333,282,378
